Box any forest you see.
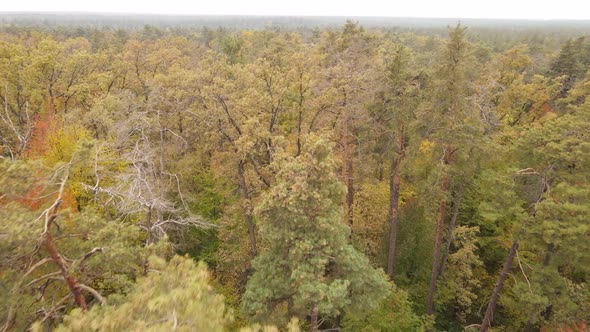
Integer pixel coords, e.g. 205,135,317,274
0,17,589,331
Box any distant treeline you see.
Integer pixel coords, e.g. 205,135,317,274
1,13,590,55
2,12,590,31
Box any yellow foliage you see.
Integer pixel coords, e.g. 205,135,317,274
44,125,91,166
538,111,558,124
352,182,389,263
400,186,417,206
418,139,436,154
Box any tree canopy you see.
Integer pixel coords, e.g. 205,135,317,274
0,18,589,332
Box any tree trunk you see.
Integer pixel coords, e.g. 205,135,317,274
439,185,464,278
145,206,153,245
524,243,554,331
480,241,519,332
238,161,257,257
287,298,294,318
296,107,303,157
310,302,319,332
154,108,165,243
246,213,257,257
346,151,354,227
45,206,87,311
343,112,354,227
426,145,452,317
296,72,305,157
387,127,405,279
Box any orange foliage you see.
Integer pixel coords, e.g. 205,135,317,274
16,184,46,210
539,101,556,117
60,187,79,212
26,108,56,157
557,321,589,332
9,185,77,223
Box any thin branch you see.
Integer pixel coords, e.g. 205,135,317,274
22,258,52,280
37,295,70,324
26,272,63,287
516,249,533,294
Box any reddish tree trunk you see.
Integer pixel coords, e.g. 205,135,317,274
480,241,519,332
45,212,87,310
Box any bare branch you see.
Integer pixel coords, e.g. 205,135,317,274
516,249,533,295
22,258,52,280
78,283,106,306
78,247,104,264
36,295,70,324
26,272,63,287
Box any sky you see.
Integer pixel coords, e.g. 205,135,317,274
2,0,590,20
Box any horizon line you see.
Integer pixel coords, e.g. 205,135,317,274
1,11,590,22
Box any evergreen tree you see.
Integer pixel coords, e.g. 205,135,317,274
422,23,483,320
550,37,590,97
241,134,389,330
51,255,231,332
342,283,424,332
480,74,590,331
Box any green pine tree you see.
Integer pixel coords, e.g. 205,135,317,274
51,255,232,332
241,134,390,330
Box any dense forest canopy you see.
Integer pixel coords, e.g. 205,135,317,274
0,15,589,331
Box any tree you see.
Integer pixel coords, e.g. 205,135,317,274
84,95,208,245
479,75,590,331
373,43,419,278
316,21,378,227
550,37,590,97
480,241,519,332
422,23,482,319
436,226,483,324
513,98,590,330
342,283,424,332
241,134,389,330
0,148,169,331
0,37,47,159
51,255,232,332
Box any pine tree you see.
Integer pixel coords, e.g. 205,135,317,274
550,37,589,97
480,77,590,331
378,44,418,279
241,134,389,329
423,23,482,319
52,255,232,332
513,98,590,330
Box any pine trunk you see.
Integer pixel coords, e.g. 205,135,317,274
426,145,452,316
439,185,464,278
45,206,87,311
524,243,554,331
346,155,354,226
310,302,319,332
296,72,304,157
386,127,405,278
343,112,354,226
480,241,519,332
